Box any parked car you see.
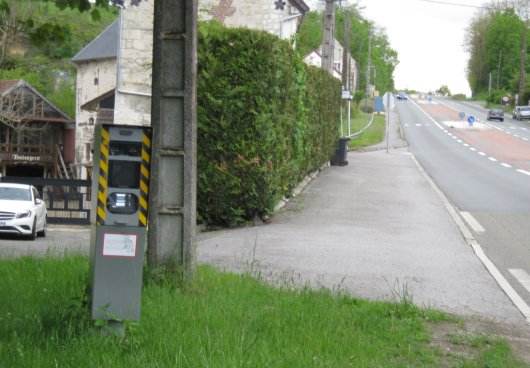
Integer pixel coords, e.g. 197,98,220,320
0,183,47,240
487,108,504,122
512,105,530,120
396,91,408,100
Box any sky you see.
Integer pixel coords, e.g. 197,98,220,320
307,0,488,96
359,0,487,96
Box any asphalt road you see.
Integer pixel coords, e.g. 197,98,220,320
397,96,530,308
0,225,90,258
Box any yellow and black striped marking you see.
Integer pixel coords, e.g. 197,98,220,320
138,128,151,227
96,126,110,226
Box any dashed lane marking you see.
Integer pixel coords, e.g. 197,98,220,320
509,269,530,294
460,211,485,233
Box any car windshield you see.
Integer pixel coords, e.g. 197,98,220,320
0,187,32,201
521,107,530,111
491,109,502,113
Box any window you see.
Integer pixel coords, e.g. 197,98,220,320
86,143,91,161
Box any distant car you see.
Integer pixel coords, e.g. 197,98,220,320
396,92,408,100
0,183,47,240
513,105,530,120
487,108,504,122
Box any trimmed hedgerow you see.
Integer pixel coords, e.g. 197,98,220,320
197,22,340,226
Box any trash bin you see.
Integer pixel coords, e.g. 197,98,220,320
330,137,350,166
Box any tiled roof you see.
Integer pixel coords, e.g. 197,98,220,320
290,0,310,13
71,19,119,63
0,80,20,95
0,79,73,123
97,109,115,125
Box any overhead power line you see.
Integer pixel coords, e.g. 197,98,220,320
418,0,495,10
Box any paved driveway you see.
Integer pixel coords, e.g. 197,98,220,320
0,225,90,258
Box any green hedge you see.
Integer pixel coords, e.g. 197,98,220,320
197,22,340,226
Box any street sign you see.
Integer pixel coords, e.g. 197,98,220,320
382,92,395,110
467,115,475,126
458,112,465,120
374,96,384,112
342,90,352,100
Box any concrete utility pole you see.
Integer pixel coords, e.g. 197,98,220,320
321,0,335,73
341,11,350,90
365,31,372,97
148,0,197,283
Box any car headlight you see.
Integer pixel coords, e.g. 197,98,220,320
16,210,32,219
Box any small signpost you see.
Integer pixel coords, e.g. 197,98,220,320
382,92,395,153
342,90,353,137
467,115,475,126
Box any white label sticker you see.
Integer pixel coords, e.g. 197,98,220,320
102,233,137,257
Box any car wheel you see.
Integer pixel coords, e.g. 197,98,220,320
38,218,47,238
28,218,37,240
501,119,504,122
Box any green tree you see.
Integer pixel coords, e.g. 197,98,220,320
465,5,527,99
436,85,451,96
298,7,398,97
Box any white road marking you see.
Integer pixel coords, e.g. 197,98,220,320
501,163,512,168
470,147,477,151
472,244,530,323
463,143,469,147
415,123,422,127
509,269,530,293
517,169,530,176
488,157,498,162
460,211,485,233
478,151,486,156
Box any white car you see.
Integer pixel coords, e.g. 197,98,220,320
0,183,47,239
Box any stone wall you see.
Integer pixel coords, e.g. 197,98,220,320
113,3,154,127
75,58,117,179
200,0,303,39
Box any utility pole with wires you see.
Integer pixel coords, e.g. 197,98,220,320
341,9,351,89
365,31,372,97
321,0,336,73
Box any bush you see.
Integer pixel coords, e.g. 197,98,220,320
359,98,374,113
197,22,340,226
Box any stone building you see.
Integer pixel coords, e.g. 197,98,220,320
72,0,310,179
71,19,119,180
200,0,309,39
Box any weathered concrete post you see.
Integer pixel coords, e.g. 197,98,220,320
148,0,197,283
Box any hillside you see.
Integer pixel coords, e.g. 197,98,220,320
0,1,119,117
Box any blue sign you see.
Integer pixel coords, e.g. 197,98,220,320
428,96,432,103
458,112,465,120
467,115,475,126
374,96,384,112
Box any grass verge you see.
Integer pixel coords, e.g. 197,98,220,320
1,256,528,367
342,111,387,149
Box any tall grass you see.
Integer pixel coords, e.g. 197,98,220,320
0,256,527,367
